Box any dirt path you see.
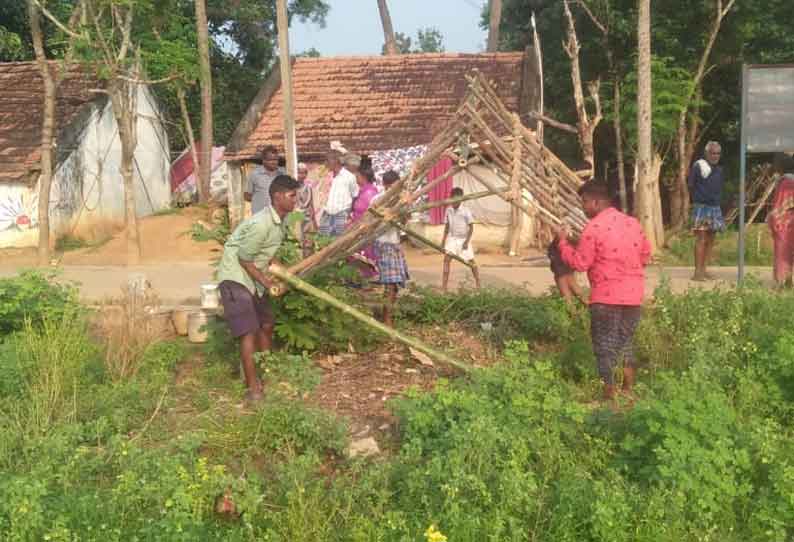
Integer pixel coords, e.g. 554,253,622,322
0,258,772,305
0,209,773,302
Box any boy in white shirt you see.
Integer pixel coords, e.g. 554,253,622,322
441,187,481,291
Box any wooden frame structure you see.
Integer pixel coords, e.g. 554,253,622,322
269,71,587,369
287,71,586,280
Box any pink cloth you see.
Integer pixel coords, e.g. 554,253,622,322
427,157,455,225
348,182,379,279
768,176,794,282
558,207,651,306
350,183,379,223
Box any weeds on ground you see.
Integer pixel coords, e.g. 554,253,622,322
98,286,172,381
2,273,794,541
0,271,80,337
661,224,773,266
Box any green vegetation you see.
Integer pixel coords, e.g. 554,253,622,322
1,271,794,541
661,224,773,266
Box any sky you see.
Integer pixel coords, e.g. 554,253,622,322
290,0,488,56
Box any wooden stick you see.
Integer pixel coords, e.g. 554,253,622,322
745,176,777,227
268,264,472,373
367,208,476,270
412,188,508,214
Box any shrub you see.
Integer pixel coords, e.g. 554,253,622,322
0,271,80,338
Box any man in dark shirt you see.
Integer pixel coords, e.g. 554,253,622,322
688,141,725,281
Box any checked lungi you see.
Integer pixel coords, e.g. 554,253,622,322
374,241,409,286
590,303,642,385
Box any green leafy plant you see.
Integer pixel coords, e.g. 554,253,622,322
0,271,80,338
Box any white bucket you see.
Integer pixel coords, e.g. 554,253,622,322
187,310,213,343
200,283,220,309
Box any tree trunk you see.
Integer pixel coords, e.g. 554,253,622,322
176,87,201,189
635,0,662,251
195,0,212,203
487,0,503,52
276,0,297,176
110,79,141,265
613,77,628,212
377,0,398,55
562,0,602,170
28,0,55,266
669,0,736,228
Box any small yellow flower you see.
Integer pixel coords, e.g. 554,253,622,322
425,524,448,542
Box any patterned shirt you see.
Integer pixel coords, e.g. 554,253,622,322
216,206,285,295
558,207,651,306
245,165,283,214
324,167,359,215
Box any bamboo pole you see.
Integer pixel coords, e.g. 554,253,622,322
745,176,777,227
412,188,508,214
509,114,524,256
367,208,476,270
268,264,472,373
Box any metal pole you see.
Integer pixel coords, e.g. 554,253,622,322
738,64,748,284
276,0,297,177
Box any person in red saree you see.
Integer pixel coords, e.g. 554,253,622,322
767,153,794,288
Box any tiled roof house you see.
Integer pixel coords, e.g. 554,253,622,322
0,61,171,248
0,62,102,185
225,52,534,162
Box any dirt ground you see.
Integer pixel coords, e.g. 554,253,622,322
0,207,220,267
306,322,497,440
0,207,775,303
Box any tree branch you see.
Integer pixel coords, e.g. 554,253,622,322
588,79,603,127
574,0,607,36
526,111,578,134
33,0,82,39
116,5,134,63
117,73,181,85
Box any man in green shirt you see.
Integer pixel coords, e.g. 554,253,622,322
217,174,300,401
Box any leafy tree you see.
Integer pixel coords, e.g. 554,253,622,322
384,27,445,55
0,3,31,60
490,0,794,221
416,27,444,53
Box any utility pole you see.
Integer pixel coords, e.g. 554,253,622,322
276,0,297,176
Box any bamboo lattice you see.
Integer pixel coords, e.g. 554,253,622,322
288,70,586,279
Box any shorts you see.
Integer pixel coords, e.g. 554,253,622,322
444,237,475,262
547,242,574,277
691,204,726,233
218,280,274,338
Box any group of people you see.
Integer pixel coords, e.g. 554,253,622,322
220,145,481,399
218,139,794,405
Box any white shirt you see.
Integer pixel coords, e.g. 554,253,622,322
445,206,474,239
324,167,359,215
373,192,401,244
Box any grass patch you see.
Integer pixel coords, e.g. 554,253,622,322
54,233,113,253
3,272,794,541
660,224,773,266
151,206,182,217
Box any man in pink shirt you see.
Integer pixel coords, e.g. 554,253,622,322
555,180,652,401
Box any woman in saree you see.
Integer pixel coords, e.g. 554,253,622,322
768,153,794,287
